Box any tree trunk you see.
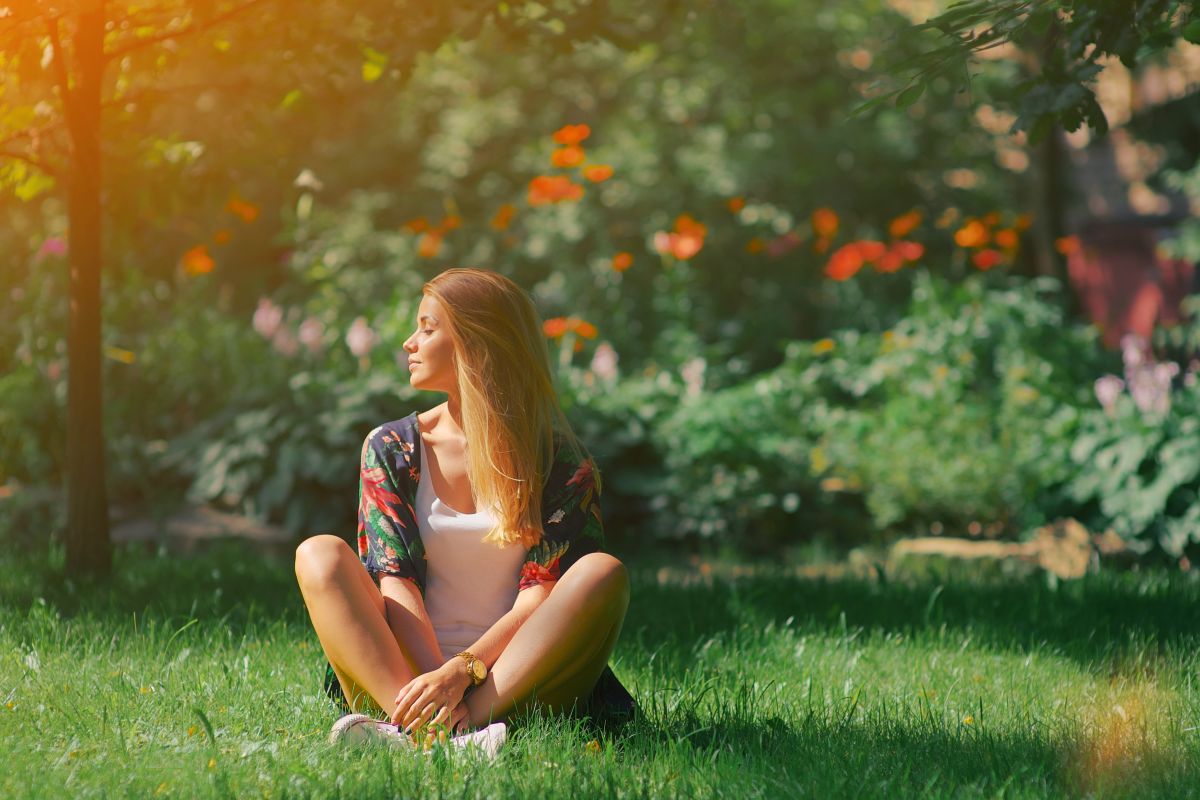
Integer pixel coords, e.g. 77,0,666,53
64,6,111,578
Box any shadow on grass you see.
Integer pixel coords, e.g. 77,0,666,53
619,711,1194,798
2,542,1198,668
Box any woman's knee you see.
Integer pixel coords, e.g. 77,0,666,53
294,534,356,589
565,552,630,609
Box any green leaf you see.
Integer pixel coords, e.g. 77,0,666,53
1183,19,1200,45
895,83,924,110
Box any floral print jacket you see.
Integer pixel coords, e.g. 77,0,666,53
356,410,605,594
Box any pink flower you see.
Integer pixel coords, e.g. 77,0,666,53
37,237,68,260
590,342,619,382
298,317,324,355
253,297,283,339
271,325,299,357
1093,375,1124,415
346,316,378,358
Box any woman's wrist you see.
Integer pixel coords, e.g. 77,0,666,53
442,656,476,690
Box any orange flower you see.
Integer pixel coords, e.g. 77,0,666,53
402,217,431,233
552,124,591,145
993,228,1019,249
226,197,259,224
954,219,989,248
437,215,462,232
812,237,831,255
181,245,215,275
213,229,232,245
982,212,1001,227
971,248,1003,270
543,317,570,338
654,214,708,260
491,204,516,231
1055,235,1081,255
746,237,766,254
528,175,585,206
1014,213,1033,231
675,214,707,239
891,240,924,262
583,164,613,182
811,207,839,240
417,232,442,258
824,244,864,281
574,320,598,339
551,146,586,168
727,196,746,213
888,210,923,239
611,251,633,271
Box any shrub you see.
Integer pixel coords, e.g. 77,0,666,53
1063,334,1200,558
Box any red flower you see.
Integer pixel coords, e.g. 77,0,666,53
972,248,1003,270
567,459,594,492
824,243,864,281
520,559,560,587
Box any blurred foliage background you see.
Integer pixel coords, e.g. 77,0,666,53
2,0,1199,568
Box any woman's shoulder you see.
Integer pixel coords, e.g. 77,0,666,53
363,411,420,461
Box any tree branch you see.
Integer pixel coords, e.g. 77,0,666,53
103,0,271,62
0,147,60,178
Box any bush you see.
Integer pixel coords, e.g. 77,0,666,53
1063,335,1200,559
646,272,1110,548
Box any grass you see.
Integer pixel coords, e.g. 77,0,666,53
2,542,1199,798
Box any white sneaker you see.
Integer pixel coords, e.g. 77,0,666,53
329,713,416,749
444,722,507,760
329,714,507,761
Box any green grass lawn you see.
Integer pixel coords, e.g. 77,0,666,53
2,543,1199,798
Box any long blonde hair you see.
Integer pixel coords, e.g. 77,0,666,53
423,268,596,548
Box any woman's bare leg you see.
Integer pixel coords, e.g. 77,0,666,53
464,552,630,726
295,534,417,715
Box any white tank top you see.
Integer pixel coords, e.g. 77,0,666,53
416,437,527,660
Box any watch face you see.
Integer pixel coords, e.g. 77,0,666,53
470,660,486,681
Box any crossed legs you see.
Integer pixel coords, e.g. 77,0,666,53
295,535,630,727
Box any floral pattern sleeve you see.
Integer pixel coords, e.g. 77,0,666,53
357,422,426,590
519,440,605,591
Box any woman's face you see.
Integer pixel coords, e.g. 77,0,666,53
402,295,456,393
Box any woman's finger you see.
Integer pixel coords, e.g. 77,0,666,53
451,703,469,734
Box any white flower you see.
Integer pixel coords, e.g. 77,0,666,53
293,168,324,191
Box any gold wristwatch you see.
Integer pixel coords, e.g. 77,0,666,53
455,651,487,687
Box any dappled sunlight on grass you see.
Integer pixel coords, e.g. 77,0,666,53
2,545,1199,797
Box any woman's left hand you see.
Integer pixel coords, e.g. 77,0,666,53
391,660,472,731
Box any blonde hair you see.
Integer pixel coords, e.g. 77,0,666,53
423,268,598,548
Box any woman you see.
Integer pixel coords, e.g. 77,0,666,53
295,268,633,750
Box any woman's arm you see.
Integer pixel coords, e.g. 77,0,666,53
379,575,445,676
391,582,554,729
